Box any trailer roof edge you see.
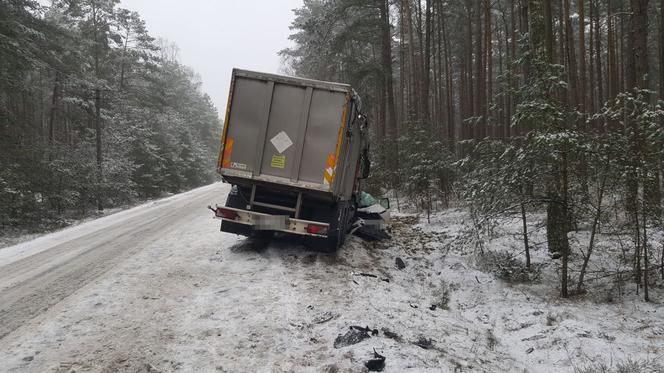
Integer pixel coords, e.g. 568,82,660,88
232,68,352,93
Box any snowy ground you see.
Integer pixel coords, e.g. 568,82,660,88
0,183,662,372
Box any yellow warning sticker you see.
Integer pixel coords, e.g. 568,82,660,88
271,155,286,169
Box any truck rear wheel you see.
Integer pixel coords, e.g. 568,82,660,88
307,202,351,253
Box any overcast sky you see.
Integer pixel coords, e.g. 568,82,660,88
120,0,303,115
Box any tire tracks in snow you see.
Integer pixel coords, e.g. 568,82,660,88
0,185,221,340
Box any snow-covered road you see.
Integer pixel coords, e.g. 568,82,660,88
0,183,233,370
0,183,510,373
1,183,661,372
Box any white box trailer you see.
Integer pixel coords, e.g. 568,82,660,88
212,69,370,250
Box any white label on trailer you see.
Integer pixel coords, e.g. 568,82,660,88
270,131,293,154
230,162,247,170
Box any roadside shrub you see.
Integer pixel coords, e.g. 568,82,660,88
477,250,540,283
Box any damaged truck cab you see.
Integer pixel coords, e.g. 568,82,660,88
212,69,370,251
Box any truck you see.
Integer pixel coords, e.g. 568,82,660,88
211,69,371,251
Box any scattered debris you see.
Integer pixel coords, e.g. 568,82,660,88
333,327,371,348
352,225,391,241
364,348,386,372
429,304,437,311
22,356,33,362
413,337,435,350
395,257,406,269
312,311,337,324
521,334,546,342
526,347,534,354
409,303,418,309
381,329,403,342
353,272,391,283
350,325,378,336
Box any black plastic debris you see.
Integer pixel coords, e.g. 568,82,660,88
356,210,384,221
382,328,403,343
333,327,371,348
364,348,386,372
353,225,391,241
354,272,391,283
429,304,437,311
395,257,406,269
312,311,337,324
351,325,378,336
413,337,435,350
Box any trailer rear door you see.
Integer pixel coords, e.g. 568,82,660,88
219,69,352,193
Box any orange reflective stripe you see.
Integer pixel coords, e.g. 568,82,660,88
327,93,350,186
222,137,234,168
323,153,336,185
218,77,236,170
326,153,336,168
334,94,350,164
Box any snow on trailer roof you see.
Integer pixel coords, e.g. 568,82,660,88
232,68,352,93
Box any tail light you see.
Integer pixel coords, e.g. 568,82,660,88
306,224,328,236
217,208,238,220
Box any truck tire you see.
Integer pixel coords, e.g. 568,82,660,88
308,202,350,253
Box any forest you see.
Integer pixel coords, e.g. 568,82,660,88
281,0,664,300
0,0,221,234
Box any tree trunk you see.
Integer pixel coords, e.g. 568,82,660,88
577,173,607,292
626,1,649,286
578,0,587,112
564,0,578,107
48,72,60,144
484,0,492,137
607,0,618,100
403,0,419,121
593,0,604,110
440,5,455,145
422,0,432,124
543,0,554,62
628,0,649,90
120,28,130,90
379,0,398,140
531,0,572,298
474,0,484,138
661,0,664,99
521,202,531,269
642,192,649,301
95,88,103,211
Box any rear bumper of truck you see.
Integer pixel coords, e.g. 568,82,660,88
212,205,330,237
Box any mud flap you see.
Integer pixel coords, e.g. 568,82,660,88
220,220,251,236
